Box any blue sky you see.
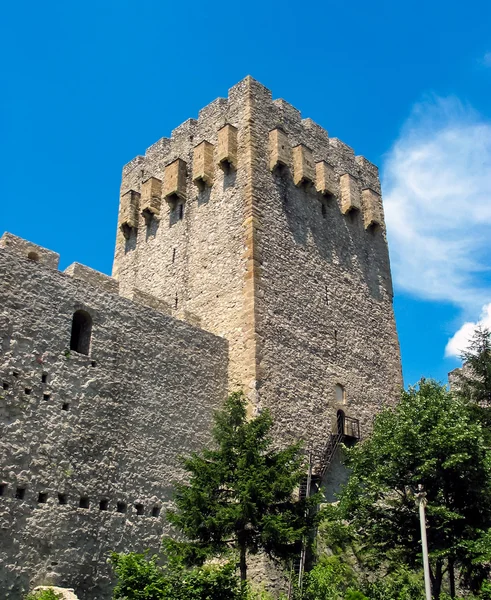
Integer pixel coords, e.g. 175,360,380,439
1,0,490,387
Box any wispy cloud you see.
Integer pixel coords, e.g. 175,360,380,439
382,96,491,356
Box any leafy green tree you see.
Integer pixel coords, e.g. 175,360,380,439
455,326,491,433
457,326,491,407
334,380,491,599
167,391,317,581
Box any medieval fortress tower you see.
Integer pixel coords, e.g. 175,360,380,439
0,77,402,599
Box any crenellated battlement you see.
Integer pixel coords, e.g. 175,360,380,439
117,76,384,246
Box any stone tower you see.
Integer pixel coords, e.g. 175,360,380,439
113,76,402,458
0,77,402,599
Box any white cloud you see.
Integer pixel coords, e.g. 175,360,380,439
382,96,491,357
445,303,491,357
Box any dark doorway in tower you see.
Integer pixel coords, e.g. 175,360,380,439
70,310,92,355
336,410,345,436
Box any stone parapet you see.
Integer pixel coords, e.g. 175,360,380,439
0,232,60,269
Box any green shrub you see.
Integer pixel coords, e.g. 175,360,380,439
303,556,357,600
25,590,63,600
360,566,425,600
110,551,246,600
344,591,369,600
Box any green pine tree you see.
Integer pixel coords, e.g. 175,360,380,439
166,391,318,581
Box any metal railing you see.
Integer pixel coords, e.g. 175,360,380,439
343,416,360,439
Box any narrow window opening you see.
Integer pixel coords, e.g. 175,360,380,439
38,492,48,504
79,496,90,509
172,248,176,263
99,499,109,511
2,382,8,390
58,493,68,505
325,285,329,305
175,294,178,310
27,251,39,262
151,505,161,518
91,360,97,368
321,202,327,218
15,487,26,500
43,394,50,401
135,503,144,516
24,388,31,395
117,501,127,514
62,403,70,411
0,483,6,496
178,203,184,220
70,310,92,356
41,373,48,384
335,384,346,405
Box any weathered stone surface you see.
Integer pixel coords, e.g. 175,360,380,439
192,141,214,187
64,263,119,295
163,159,187,202
0,248,228,599
315,161,338,197
361,188,383,230
118,190,140,239
339,173,361,214
140,177,162,222
0,233,60,269
0,76,401,599
269,128,290,171
113,74,401,463
292,144,315,186
216,123,238,169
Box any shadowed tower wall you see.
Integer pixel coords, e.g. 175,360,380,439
113,76,402,456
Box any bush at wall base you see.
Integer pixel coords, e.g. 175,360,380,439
25,590,63,600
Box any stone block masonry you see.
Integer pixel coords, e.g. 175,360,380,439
113,76,402,461
0,240,228,599
0,76,402,598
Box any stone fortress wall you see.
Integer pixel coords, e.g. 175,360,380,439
0,234,228,599
114,76,402,462
0,76,402,599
